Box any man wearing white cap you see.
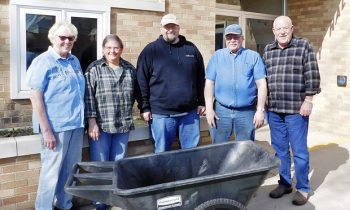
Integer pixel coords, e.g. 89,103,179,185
204,24,267,143
137,14,205,153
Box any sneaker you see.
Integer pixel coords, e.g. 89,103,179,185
292,191,309,205
269,184,293,198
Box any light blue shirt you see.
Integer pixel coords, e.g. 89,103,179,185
26,47,85,133
206,47,266,108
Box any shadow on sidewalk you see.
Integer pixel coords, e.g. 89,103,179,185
248,142,349,210
309,143,349,191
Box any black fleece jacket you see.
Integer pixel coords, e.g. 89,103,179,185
136,35,205,115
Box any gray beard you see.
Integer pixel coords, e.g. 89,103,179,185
166,37,179,44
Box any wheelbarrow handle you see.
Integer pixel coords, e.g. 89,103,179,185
65,163,79,189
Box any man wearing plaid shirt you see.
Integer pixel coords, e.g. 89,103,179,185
263,16,321,206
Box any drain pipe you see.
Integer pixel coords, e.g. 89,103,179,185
283,0,288,15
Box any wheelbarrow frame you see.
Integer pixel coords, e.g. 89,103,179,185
66,141,279,210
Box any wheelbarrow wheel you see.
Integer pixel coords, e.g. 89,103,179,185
194,198,247,210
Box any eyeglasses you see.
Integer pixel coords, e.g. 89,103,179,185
57,36,75,42
225,34,241,41
104,46,121,51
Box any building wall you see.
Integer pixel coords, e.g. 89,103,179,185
1,1,348,134
289,0,350,137
111,0,216,66
0,0,216,130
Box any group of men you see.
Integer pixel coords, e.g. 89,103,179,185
138,14,320,206
27,12,320,209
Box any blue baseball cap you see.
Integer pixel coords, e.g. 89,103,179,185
224,24,242,36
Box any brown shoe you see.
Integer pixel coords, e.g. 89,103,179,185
269,184,293,198
292,191,309,205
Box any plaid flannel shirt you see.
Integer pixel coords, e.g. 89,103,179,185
85,57,138,133
263,36,321,114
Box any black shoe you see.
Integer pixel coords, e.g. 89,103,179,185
96,203,107,210
292,191,309,205
269,184,293,198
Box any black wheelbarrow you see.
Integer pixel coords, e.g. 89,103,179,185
65,141,279,210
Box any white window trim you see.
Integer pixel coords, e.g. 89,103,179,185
215,21,226,49
10,0,110,99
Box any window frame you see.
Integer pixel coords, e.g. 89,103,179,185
215,3,278,48
10,0,110,99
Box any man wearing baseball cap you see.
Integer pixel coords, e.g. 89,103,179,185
137,14,205,153
204,24,267,143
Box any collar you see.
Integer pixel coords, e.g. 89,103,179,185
101,56,126,67
225,47,244,55
271,35,298,49
48,46,74,61
158,34,186,46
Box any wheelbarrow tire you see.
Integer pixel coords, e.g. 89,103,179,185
194,198,247,210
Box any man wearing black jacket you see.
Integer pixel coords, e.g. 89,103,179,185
137,13,205,153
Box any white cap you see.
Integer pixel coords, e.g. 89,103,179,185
160,14,179,26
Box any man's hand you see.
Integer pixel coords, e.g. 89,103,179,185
141,111,152,122
206,109,219,128
253,110,265,128
300,100,313,116
88,118,100,141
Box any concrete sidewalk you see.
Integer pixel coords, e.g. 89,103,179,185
76,125,350,210
248,125,350,210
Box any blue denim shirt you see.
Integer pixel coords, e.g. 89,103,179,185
26,47,85,133
206,47,266,108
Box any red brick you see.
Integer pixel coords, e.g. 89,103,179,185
2,194,27,205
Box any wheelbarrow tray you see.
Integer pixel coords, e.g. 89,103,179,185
65,141,279,210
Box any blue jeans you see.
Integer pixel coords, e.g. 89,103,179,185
268,111,310,193
210,102,255,143
89,131,129,208
150,110,200,153
35,128,84,210
89,131,129,161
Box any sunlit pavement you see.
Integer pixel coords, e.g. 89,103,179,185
248,125,350,210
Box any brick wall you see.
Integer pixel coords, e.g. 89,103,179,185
288,0,350,137
112,0,215,67
0,155,40,209
0,131,212,210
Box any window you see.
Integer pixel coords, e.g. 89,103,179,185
215,2,279,55
10,0,110,99
215,16,239,51
245,18,274,55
